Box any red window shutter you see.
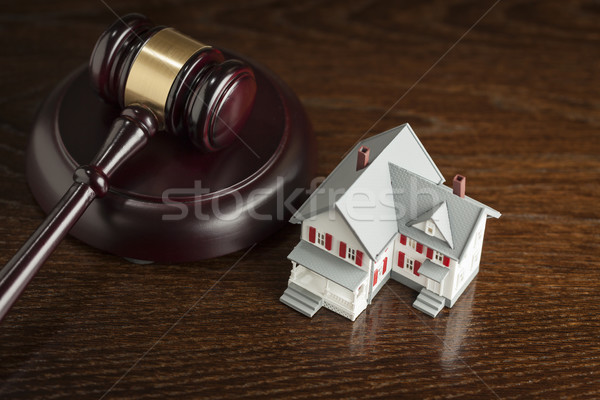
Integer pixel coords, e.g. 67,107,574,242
414,260,421,276
382,258,387,274
356,250,363,266
426,248,433,259
308,227,316,243
373,270,378,286
398,251,405,267
339,241,346,258
443,256,450,267
325,233,332,250
416,243,423,253
400,234,407,245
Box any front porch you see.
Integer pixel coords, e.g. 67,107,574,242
281,241,369,320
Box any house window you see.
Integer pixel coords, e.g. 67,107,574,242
317,232,325,247
347,247,356,261
434,251,444,263
408,238,417,250
406,258,414,273
425,220,436,236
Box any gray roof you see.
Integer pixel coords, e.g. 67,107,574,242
389,164,500,261
288,240,368,291
290,124,500,264
418,260,450,283
290,124,445,261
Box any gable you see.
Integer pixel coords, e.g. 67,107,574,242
290,124,444,225
407,201,454,248
389,164,499,261
303,207,367,260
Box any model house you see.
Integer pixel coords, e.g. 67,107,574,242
280,124,500,320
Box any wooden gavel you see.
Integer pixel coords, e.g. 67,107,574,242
0,14,257,322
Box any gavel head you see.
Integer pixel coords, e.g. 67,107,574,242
89,14,257,152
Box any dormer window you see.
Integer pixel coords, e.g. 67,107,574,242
406,201,455,249
425,220,436,236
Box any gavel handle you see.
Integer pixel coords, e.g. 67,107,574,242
0,182,97,321
0,105,158,322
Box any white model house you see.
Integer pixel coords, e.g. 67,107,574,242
280,124,500,320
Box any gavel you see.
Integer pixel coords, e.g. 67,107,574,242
0,14,257,322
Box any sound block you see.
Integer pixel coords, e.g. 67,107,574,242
26,51,316,263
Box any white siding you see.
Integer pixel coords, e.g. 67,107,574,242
372,237,394,292
392,233,428,288
302,208,371,271
450,214,488,299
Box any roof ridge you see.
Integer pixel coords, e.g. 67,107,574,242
388,163,500,217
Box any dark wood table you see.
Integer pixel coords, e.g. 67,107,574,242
1,1,598,398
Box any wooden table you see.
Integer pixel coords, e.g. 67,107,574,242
1,1,598,398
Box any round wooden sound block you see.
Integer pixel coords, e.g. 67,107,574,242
26,52,316,262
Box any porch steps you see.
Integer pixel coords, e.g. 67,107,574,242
280,282,323,318
413,288,445,318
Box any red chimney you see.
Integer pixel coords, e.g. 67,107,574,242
453,175,466,198
356,146,370,171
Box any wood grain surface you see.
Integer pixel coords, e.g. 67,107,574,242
1,1,599,399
